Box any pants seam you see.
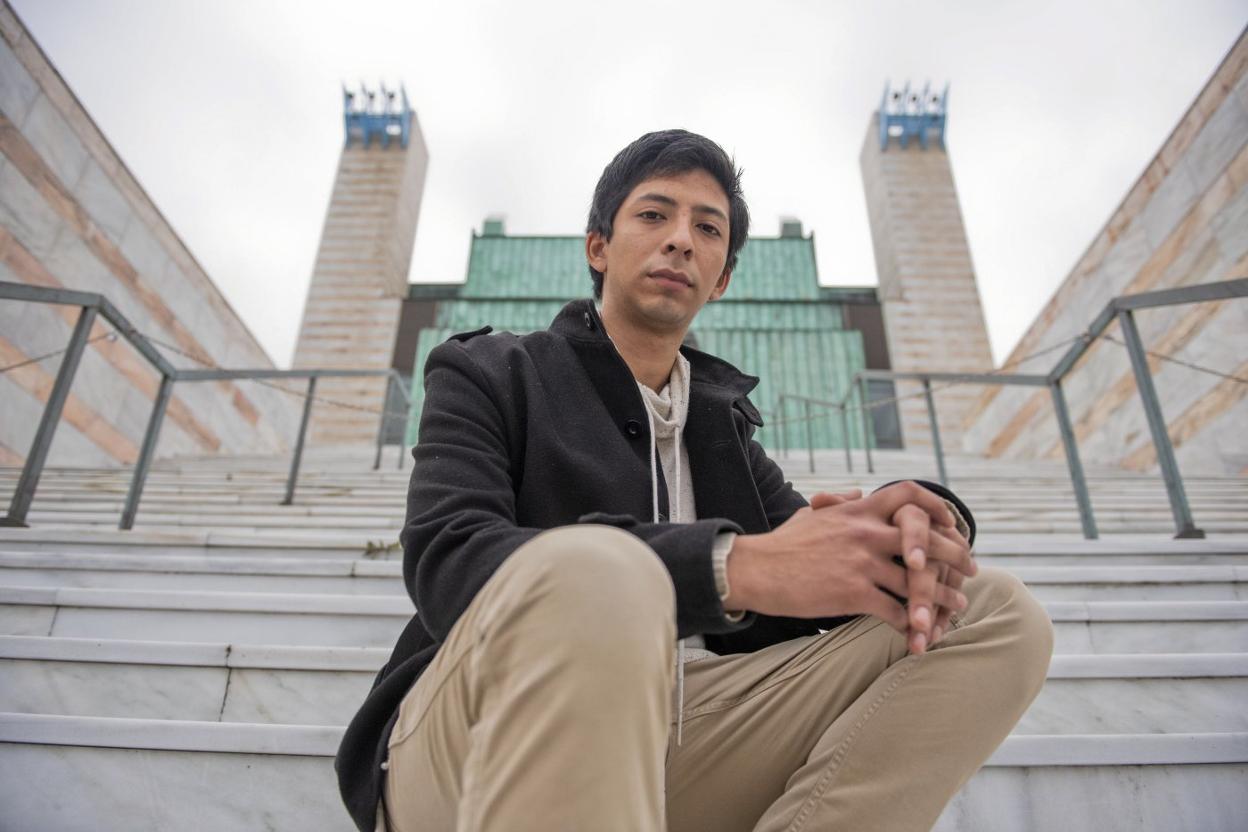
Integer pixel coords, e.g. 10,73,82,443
388,644,474,749
783,655,918,832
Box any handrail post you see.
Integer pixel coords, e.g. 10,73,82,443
283,376,316,506
778,395,788,459
804,399,815,473
1049,379,1098,539
374,375,393,471
922,378,948,486
1116,309,1204,538
395,374,406,471
840,405,853,473
858,377,874,474
120,374,173,530
3,305,97,527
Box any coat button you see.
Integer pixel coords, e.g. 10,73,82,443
583,312,596,330
624,419,641,437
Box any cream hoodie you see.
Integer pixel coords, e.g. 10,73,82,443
636,350,741,746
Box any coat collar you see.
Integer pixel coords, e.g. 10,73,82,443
550,299,761,412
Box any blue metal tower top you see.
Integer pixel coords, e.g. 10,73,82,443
878,81,948,151
343,82,413,149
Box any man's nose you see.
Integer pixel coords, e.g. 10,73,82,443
662,221,695,257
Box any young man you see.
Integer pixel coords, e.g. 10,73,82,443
337,130,1053,832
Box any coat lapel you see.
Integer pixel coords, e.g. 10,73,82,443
550,299,769,530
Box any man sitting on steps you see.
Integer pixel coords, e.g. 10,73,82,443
336,128,1054,832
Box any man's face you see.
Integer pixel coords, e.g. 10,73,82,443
587,169,733,333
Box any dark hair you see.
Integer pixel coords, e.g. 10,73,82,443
586,129,750,300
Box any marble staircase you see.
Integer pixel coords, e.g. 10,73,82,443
1,450,1246,830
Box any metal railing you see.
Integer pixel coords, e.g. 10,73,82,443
0,282,411,530
777,278,1248,541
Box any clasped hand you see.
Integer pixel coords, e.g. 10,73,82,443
723,481,976,656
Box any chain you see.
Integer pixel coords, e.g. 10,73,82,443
1102,334,1248,385
0,331,118,374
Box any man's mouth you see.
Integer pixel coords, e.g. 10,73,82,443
648,269,692,288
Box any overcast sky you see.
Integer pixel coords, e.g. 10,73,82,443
12,1,1247,367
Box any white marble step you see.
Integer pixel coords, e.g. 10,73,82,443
25,514,1248,538
3,636,1245,733
17,502,1248,537
0,587,411,647
5,551,1246,600
25,511,405,531
3,586,1248,654
0,552,406,595
2,527,1246,559
0,713,1244,832
16,481,1247,503
0,527,401,558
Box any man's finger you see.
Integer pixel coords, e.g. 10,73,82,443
862,481,956,529
925,525,978,579
894,504,935,653
864,588,909,635
809,489,863,510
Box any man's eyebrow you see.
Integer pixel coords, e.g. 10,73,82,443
634,193,729,222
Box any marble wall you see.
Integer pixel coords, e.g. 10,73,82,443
0,3,298,469
961,32,1248,475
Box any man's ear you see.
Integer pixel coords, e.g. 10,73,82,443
586,231,608,275
708,269,732,302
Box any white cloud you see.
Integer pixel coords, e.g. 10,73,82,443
11,0,1246,366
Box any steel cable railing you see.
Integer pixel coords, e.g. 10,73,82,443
774,277,1248,540
0,281,412,530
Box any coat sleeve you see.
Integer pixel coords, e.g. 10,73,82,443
400,339,546,643
402,339,755,644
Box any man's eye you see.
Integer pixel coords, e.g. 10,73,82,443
701,224,722,236
639,210,663,220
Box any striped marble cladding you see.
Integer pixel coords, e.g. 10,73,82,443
0,21,298,467
962,33,1248,473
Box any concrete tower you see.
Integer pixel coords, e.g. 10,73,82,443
859,82,994,450
292,83,428,445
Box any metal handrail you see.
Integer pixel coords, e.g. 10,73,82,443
0,281,412,530
820,277,1247,540
776,393,858,476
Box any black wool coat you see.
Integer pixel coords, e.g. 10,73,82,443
336,299,975,830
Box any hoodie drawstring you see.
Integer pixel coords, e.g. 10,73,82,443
642,402,687,747
599,313,690,749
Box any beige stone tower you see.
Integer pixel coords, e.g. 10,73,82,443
859,82,993,450
292,84,428,445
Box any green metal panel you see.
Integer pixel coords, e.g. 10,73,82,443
693,301,843,331
464,237,588,298
430,299,844,335
692,328,868,450
407,324,867,449
462,234,822,300
435,300,567,333
404,232,874,450
730,238,821,300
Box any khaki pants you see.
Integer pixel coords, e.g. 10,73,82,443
383,525,1053,831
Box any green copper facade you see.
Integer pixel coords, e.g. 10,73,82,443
401,228,891,450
